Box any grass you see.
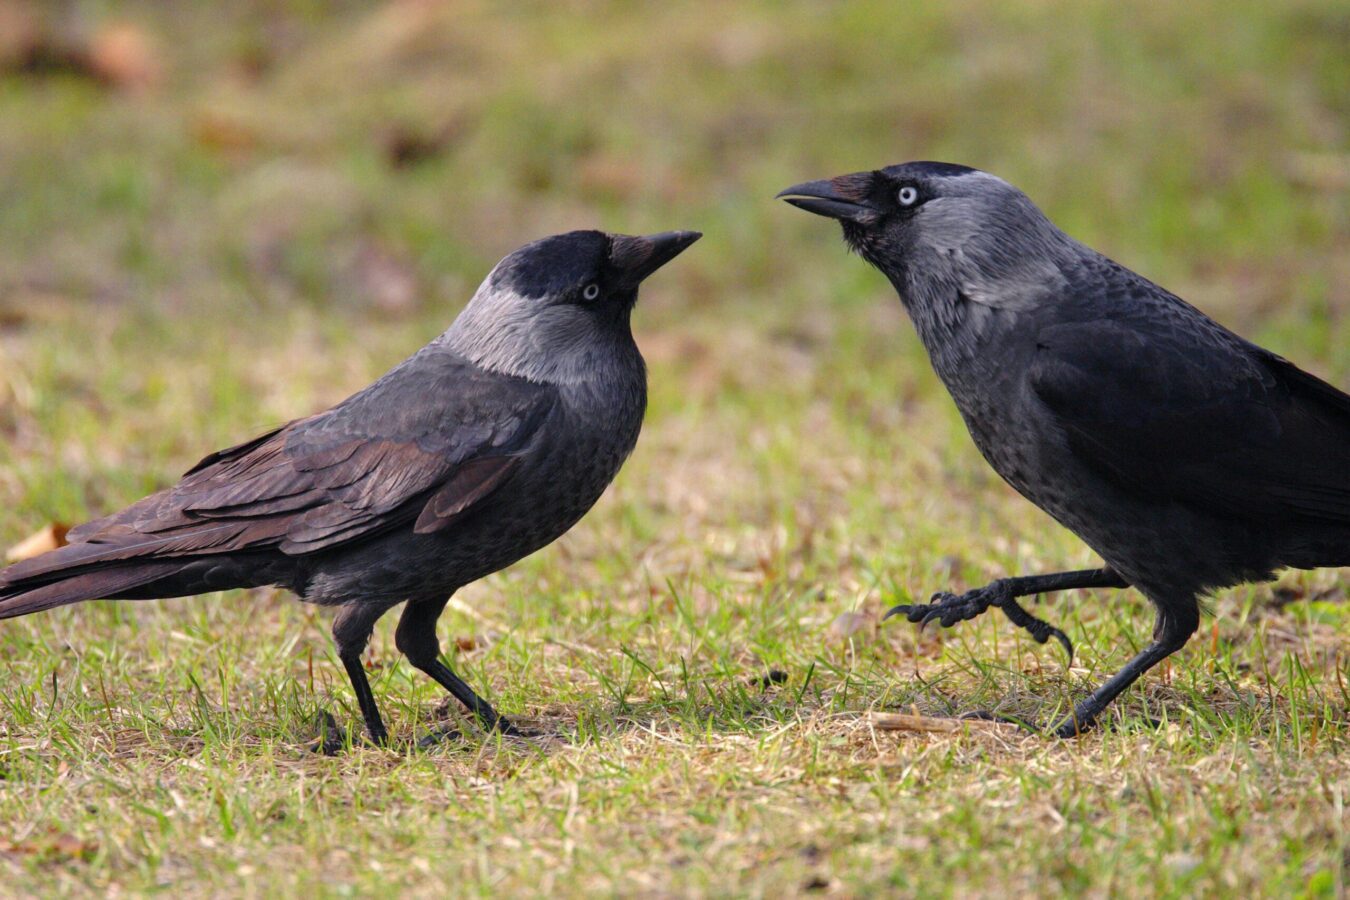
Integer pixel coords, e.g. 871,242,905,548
0,0,1347,895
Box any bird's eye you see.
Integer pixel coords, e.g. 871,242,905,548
897,186,920,207
582,283,600,301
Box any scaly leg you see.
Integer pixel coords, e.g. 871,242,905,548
395,595,520,738
1052,601,1197,737
321,601,396,752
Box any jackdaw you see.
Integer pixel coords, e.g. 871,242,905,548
0,228,701,746
779,162,1349,735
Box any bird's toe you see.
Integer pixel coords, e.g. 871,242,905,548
1045,626,1075,661
493,716,529,738
919,608,947,629
415,724,466,750
882,603,916,622
307,710,351,756
1051,714,1093,739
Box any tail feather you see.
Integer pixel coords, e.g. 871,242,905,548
0,565,170,620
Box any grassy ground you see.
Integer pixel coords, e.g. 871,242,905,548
0,0,1347,895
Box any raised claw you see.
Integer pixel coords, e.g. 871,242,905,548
884,580,1073,662
886,587,998,633
998,597,1074,662
882,603,914,621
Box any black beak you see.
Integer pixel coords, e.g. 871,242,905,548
609,230,702,289
776,176,876,223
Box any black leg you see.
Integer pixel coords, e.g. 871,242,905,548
1052,602,1198,737
395,596,520,736
330,601,395,747
884,566,1127,661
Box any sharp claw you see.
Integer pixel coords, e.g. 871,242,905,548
882,604,914,622
996,598,1074,663
1050,628,1074,663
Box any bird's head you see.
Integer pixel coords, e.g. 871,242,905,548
444,229,700,383
778,162,1072,313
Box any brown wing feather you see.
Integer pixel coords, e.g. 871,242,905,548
414,455,523,534
2,355,557,588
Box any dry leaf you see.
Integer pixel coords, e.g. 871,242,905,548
0,3,41,71
6,522,69,563
88,23,161,91
827,611,870,643
0,828,97,862
192,111,261,157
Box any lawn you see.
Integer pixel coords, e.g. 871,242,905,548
0,1,1347,895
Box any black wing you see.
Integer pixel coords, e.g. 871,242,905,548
3,351,557,586
1029,314,1350,525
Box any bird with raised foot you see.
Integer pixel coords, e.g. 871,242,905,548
0,229,701,751
780,162,1349,736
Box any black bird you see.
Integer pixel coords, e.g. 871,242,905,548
0,229,700,747
780,162,1349,736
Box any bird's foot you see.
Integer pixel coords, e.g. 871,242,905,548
307,710,387,755
884,580,1073,661
307,710,354,756
885,585,1004,626
415,723,465,749
1051,711,1164,738
884,582,1007,629
466,701,526,738
1052,714,1092,739
996,597,1074,662
491,715,524,738
416,716,538,749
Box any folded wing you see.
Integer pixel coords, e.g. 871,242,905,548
2,352,557,589
1029,314,1350,526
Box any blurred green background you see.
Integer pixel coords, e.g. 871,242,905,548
0,0,1344,528
0,1,1347,896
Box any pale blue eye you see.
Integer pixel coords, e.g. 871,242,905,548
583,284,600,300
898,186,919,206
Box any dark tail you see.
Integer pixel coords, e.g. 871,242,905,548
0,564,172,620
